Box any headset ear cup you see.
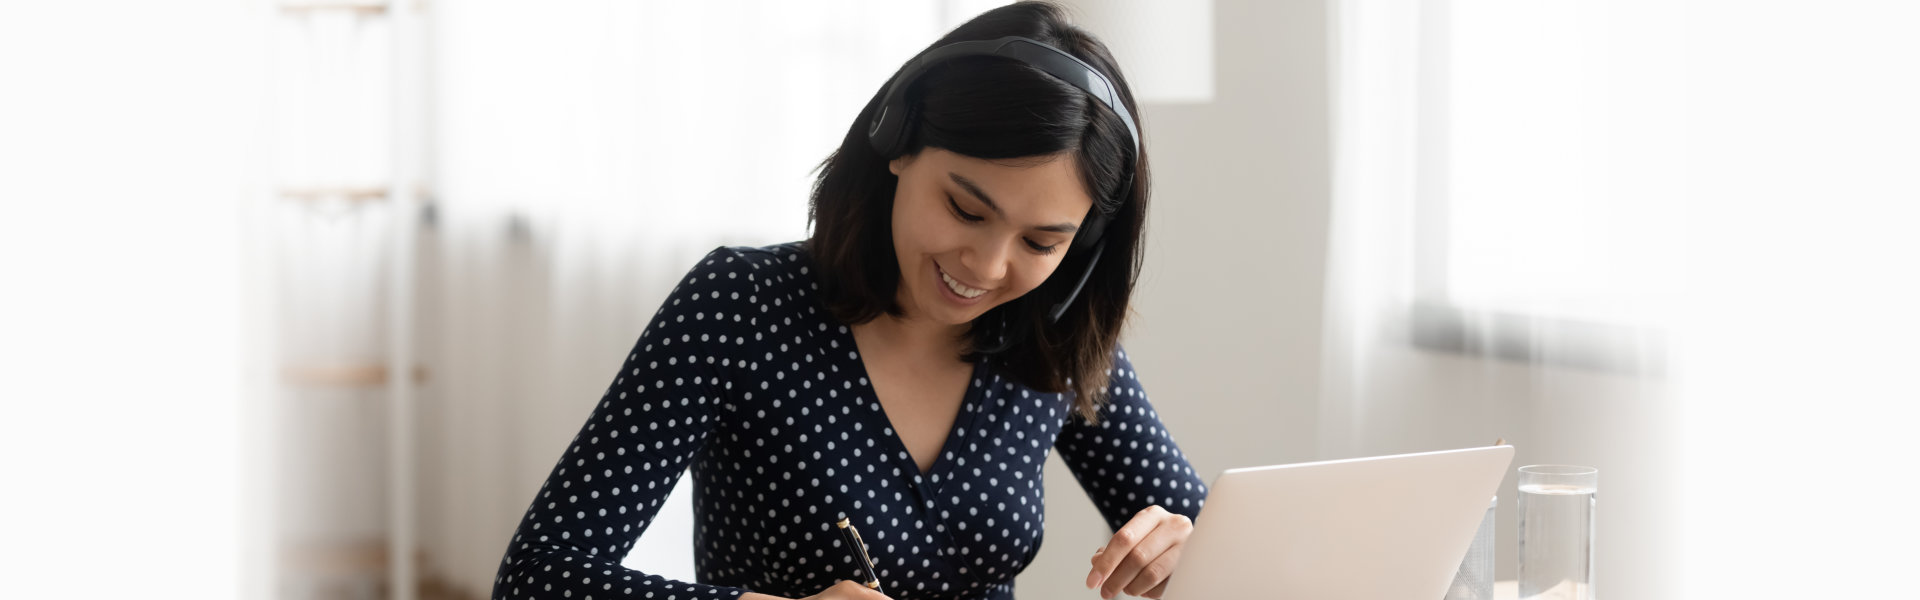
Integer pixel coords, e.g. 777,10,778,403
1072,209,1109,252
867,102,899,157
1048,238,1106,324
1071,159,1130,252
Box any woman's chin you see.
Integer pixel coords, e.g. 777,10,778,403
922,294,992,326
932,305,982,326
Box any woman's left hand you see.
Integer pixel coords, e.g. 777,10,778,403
1084,504,1193,599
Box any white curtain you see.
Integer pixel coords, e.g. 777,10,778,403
414,2,993,595
1324,0,1682,596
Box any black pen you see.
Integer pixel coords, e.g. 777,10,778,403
835,518,886,595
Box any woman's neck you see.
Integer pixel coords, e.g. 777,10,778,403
856,310,968,362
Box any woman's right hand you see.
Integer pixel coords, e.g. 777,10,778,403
800,580,894,600
741,580,893,600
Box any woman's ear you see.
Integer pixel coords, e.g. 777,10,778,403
888,155,910,176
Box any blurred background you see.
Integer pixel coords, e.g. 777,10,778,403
3,1,1916,599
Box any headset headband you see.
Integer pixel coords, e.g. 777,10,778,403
867,36,1140,161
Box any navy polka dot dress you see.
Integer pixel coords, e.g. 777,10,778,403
492,242,1208,600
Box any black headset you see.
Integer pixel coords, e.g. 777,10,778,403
866,36,1140,324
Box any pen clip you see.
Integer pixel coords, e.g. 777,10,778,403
846,523,875,566
836,518,884,593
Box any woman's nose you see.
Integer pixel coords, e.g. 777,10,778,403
961,238,1010,284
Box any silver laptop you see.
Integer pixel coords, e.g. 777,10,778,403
1165,445,1514,599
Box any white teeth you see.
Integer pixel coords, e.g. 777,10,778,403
941,269,987,299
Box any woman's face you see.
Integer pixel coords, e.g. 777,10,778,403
887,147,1096,327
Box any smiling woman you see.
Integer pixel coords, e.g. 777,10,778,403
805,7,1152,421
491,3,1203,600
883,149,1091,331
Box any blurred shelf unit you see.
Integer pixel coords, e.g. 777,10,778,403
271,0,432,598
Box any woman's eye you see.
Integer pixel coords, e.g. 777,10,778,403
947,197,984,222
946,196,1056,254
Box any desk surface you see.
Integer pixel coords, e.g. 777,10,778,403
1495,580,1518,600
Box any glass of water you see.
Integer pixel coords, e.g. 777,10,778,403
1518,465,1597,600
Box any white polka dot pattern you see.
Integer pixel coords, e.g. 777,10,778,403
492,243,1207,600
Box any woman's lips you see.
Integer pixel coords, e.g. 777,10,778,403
934,262,988,305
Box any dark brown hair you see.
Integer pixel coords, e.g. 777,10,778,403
805,1,1149,421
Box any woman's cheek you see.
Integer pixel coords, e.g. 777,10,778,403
1008,261,1051,299
915,201,963,248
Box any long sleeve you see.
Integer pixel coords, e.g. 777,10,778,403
492,247,763,600
1055,346,1210,531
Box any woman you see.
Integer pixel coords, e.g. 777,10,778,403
491,3,1205,599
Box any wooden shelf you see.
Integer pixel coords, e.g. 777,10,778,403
281,364,429,388
279,186,389,204
280,539,419,577
278,1,389,16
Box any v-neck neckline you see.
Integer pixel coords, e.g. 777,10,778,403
839,326,989,497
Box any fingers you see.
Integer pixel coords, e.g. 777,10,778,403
826,579,891,599
1088,505,1192,599
1143,576,1171,599
850,578,892,599
1122,548,1182,598
1087,506,1160,589
1100,523,1173,600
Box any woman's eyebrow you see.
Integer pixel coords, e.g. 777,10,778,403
948,172,1080,233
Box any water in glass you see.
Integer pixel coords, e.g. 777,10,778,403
1518,481,1595,600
